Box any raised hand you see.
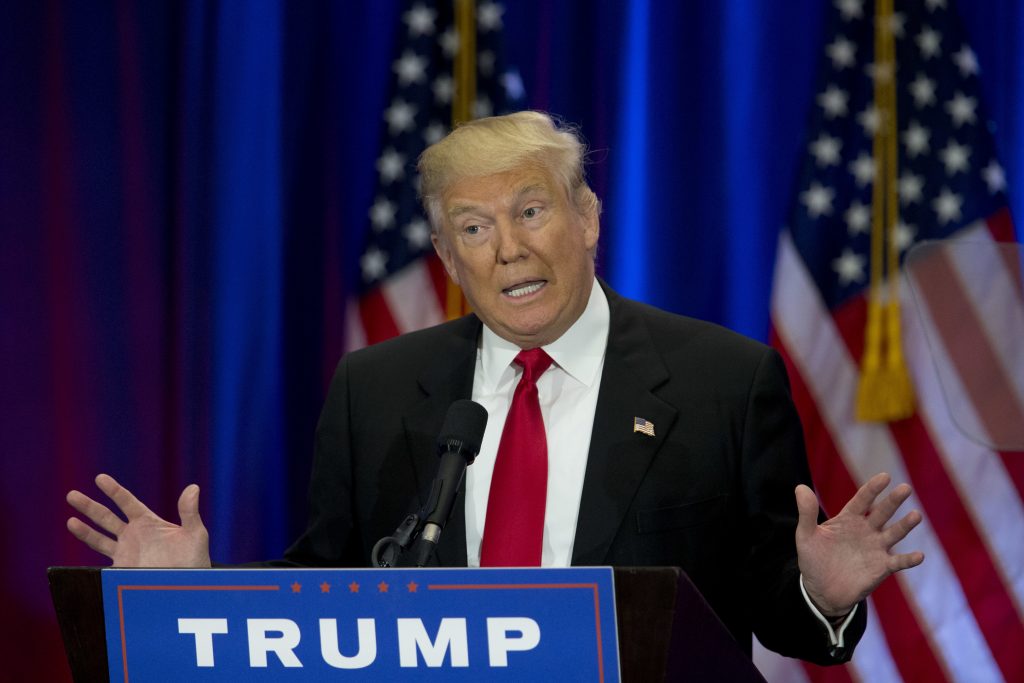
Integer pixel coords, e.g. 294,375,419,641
66,473,212,568
796,472,924,617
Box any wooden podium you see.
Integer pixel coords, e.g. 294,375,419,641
48,566,765,682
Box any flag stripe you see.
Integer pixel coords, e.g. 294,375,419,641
772,232,1003,683
381,260,446,332
773,329,949,683
358,288,401,345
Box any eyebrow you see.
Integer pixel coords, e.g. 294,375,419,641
446,183,553,220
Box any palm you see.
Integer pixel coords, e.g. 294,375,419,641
67,474,211,568
795,473,924,616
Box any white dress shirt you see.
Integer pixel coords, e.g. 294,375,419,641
466,277,609,567
462,277,857,648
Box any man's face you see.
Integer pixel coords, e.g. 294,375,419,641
431,165,600,348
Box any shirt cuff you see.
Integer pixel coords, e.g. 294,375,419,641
799,574,859,655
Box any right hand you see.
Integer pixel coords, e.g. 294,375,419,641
66,473,212,568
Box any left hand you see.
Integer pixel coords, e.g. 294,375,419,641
796,472,924,617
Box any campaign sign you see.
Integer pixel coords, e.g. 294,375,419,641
101,567,620,682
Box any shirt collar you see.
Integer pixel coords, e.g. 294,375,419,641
479,278,609,390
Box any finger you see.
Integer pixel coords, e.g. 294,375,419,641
867,482,913,529
794,484,820,543
881,509,923,547
887,550,925,573
177,484,205,531
841,472,892,517
95,473,151,520
66,517,117,559
66,490,127,537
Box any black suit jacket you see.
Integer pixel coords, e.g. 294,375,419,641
284,283,866,665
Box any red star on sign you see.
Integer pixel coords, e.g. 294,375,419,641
348,581,360,593
290,582,301,593
320,582,331,594
377,581,390,593
407,581,419,593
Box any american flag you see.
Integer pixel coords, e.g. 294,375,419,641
763,0,1023,682
346,0,525,350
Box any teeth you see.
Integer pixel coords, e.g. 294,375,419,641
505,282,544,298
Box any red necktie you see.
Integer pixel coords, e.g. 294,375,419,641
480,348,554,566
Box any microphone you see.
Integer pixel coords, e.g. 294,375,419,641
372,399,487,568
406,399,488,567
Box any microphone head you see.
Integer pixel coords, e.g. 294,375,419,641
437,399,488,461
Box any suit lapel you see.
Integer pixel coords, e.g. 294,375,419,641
400,315,480,567
572,285,679,565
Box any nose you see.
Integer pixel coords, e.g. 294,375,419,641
495,221,529,264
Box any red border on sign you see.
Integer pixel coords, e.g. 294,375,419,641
116,585,280,683
426,582,606,683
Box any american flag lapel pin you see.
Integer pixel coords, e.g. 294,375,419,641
633,416,655,437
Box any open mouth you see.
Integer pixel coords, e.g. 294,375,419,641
502,280,546,298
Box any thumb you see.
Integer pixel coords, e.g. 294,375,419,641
178,484,205,530
794,484,820,543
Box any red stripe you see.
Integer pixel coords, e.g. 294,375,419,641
359,288,401,344
830,295,1024,681
771,329,951,683
426,253,450,311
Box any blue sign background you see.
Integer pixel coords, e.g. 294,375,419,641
101,567,620,682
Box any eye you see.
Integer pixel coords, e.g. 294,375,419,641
464,224,481,235
522,206,542,219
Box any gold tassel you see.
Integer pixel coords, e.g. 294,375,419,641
856,0,915,421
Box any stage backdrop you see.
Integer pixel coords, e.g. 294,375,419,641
1,1,1021,681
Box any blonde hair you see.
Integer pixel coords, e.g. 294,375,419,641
418,111,600,231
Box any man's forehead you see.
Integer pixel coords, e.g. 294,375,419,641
443,169,557,213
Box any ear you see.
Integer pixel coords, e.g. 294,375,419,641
431,231,460,285
581,208,600,252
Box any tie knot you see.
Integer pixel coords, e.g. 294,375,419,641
514,348,554,382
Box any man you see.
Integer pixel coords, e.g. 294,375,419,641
67,111,923,665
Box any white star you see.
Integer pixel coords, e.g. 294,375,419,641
393,51,427,86
894,221,917,252
857,105,881,135
375,148,405,184
369,197,397,231
503,69,525,101
888,12,906,38
403,4,436,36
953,45,980,77
866,61,895,84
832,248,867,286
826,37,857,69
925,0,946,11
360,246,389,282
916,27,942,59
939,141,971,175
423,121,447,146
440,28,459,58
909,74,937,108
898,172,925,205
473,96,493,119
818,85,849,119
901,121,930,157
932,188,963,225
432,75,454,104
845,201,870,235
836,0,863,21
478,50,495,77
477,1,504,31
403,218,432,250
849,153,876,187
810,134,842,167
801,182,835,218
982,160,1007,194
945,92,977,127
384,99,417,134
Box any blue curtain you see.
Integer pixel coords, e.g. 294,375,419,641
1,1,1021,679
